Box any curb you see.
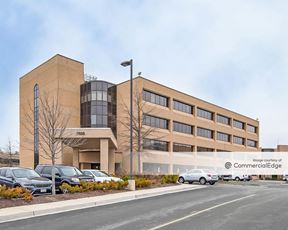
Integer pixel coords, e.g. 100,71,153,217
0,185,205,224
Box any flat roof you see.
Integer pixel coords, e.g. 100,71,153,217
20,54,83,80
117,76,259,123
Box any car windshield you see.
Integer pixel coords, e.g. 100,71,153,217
12,169,40,178
60,167,83,176
91,170,110,177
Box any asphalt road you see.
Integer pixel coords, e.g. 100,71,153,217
1,181,288,230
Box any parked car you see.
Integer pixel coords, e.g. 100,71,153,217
282,172,288,182
82,169,122,182
35,165,94,192
221,174,251,181
0,167,52,195
178,169,218,185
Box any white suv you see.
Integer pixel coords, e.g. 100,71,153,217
178,169,218,185
222,174,251,181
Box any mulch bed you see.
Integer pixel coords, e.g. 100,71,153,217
0,183,179,209
0,190,126,209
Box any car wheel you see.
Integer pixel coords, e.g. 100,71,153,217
199,177,207,185
235,177,240,181
178,177,185,183
209,181,215,185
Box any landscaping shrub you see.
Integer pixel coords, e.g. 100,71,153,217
121,175,130,181
0,185,33,202
135,177,152,188
59,180,129,194
160,175,179,184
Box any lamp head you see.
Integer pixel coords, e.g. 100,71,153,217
120,60,132,67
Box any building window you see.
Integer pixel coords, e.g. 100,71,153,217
197,147,214,152
197,108,213,120
247,124,257,133
217,114,231,125
233,119,245,129
173,121,193,134
197,127,214,139
173,143,194,152
143,139,169,151
33,84,39,169
143,114,169,129
173,100,193,114
80,81,117,135
217,132,231,142
233,136,245,145
143,90,168,107
247,139,257,148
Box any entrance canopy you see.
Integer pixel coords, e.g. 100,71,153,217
59,128,117,150
58,128,118,173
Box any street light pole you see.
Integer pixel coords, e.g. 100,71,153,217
121,59,133,179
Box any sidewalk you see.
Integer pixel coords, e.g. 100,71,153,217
0,184,206,224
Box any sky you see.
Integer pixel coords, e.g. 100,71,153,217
0,0,287,150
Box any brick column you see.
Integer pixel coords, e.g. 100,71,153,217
100,139,109,173
73,148,79,168
108,148,115,175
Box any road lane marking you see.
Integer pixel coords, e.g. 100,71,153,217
148,194,256,230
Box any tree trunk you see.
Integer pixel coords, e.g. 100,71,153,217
137,131,141,175
51,158,56,195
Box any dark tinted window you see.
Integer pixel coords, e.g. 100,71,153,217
173,100,193,114
143,114,169,129
247,139,257,148
34,84,39,168
197,108,213,120
197,147,214,152
81,81,117,135
233,120,245,129
143,90,168,107
233,136,245,145
197,127,214,139
247,124,257,133
173,121,193,134
217,132,231,142
173,143,194,152
217,114,231,125
143,139,169,151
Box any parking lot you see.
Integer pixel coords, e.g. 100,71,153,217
1,180,288,230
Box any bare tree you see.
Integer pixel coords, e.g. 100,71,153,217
23,91,85,195
7,139,13,167
119,88,166,174
4,138,17,167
